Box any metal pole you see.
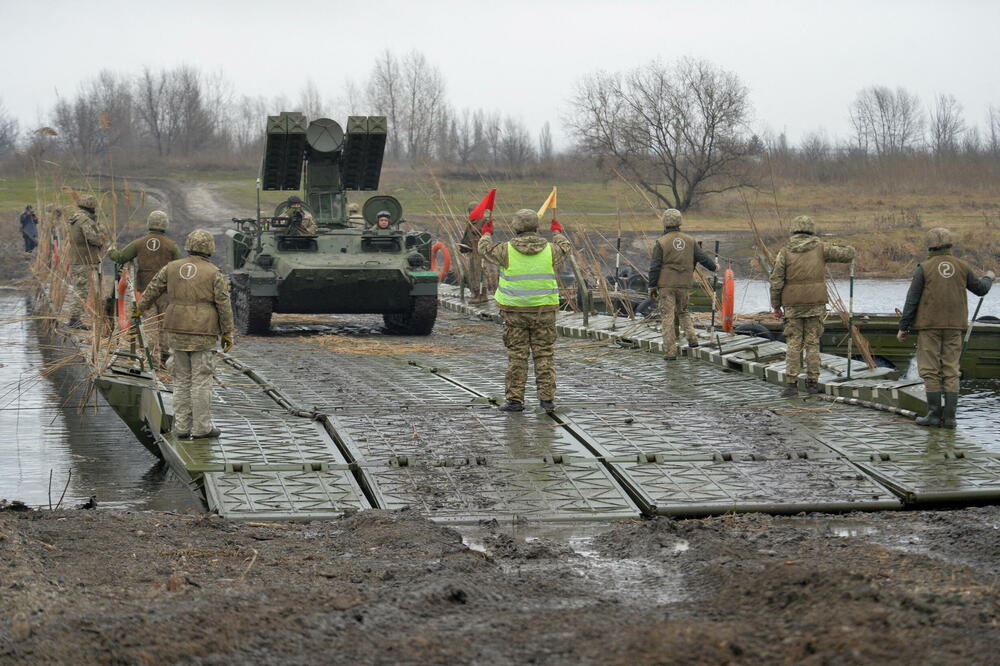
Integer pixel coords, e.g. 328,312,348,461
710,240,720,331
960,296,986,361
255,177,261,222
847,260,855,380
614,206,622,292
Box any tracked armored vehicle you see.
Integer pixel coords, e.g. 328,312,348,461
227,112,438,335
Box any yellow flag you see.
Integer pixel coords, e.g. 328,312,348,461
536,187,557,219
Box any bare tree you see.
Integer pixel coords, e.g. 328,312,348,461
988,106,1000,157
929,93,965,156
567,57,755,210
799,130,831,162
0,99,18,155
498,116,536,169
538,121,554,164
400,51,446,159
849,85,925,157
366,51,403,158
297,79,327,119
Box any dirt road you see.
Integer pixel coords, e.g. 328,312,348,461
1,506,997,664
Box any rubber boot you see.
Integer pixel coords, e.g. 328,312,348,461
780,382,799,398
940,392,959,429
915,391,942,427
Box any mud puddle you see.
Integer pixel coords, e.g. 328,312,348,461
0,290,200,511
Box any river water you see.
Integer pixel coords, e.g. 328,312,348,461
0,280,996,510
0,289,200,510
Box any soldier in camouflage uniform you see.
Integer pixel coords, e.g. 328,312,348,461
770,216,855,396
282,195,317,235
137,230,234,439
63,194,109,329
647,209,717,359
479,209,572,412
460,201,488,303
109,211,181,362
347,202,366,227
897,227,994,428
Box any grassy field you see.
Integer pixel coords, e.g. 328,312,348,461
5,165,1000,277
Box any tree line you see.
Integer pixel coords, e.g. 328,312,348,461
3,52,1000,210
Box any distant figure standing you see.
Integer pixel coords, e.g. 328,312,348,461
897,227,994,428
647,209,716,360
109,210,181,362
769,215,854,397
479,209,572,412
64,194,109,329
460,201,488,303
137,229,234,440
19,205,38,253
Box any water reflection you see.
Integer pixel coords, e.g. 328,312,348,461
0,289,202,511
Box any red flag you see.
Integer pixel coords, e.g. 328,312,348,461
468,189,496,221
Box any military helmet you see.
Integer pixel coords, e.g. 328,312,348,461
512,209,539,233
926,227,952,249
185,229,215,255
287,195,304,206
661,209,682,229
147,210,169,231
467,201,479,214
376,210,391,220
348,202,360,214
78,193,97,210
791,215,815,234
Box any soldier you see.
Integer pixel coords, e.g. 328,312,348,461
108,210,181,361
64,194,109,329
136,230,234,440
897,227,994,428
770,215,855,397
375,210,393,230
283,195,317,235
459,201,488,303
647,209,717,360
479,209,572,412
347,202,365,227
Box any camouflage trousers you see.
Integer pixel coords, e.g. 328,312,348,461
502,310,557,403
659,288,696,356
465,251,484,297
784,316,824,382
917,329,962,393
64,264,98,320
141,293,169,363
172,349,216,436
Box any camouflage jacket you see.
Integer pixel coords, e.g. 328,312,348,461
769,233,855,319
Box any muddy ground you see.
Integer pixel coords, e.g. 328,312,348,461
1,506,997,664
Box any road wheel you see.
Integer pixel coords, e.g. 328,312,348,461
231,275,273,335
383,295,438,336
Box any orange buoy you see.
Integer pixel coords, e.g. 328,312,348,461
430,241,451,281
721,268,735,333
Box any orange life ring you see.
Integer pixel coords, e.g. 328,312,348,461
721,269,735,333
430,241,451,280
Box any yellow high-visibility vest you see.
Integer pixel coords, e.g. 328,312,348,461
495,243,559,307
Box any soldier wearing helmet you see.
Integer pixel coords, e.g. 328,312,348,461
647,209,717,360
479,208,573,412
769,215,855,397
137,229,234,440
64,193,110,329
282,195,317,236
347,202,365,227
375,210,393,230
109,211,181,362
460,201,488,303
897,227,994,428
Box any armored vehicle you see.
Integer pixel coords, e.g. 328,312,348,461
227,112,438,335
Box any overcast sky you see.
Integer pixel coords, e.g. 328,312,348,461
3,0,999,148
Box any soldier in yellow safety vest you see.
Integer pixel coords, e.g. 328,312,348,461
479,209,573,412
